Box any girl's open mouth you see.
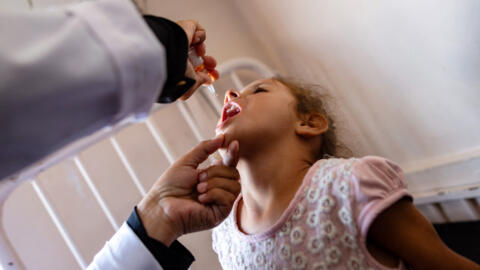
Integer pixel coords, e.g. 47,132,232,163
217,101,241,129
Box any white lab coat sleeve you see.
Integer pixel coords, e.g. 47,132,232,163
0,0,166,120
0,0,166,179
67,0,167,119
87,223,163,270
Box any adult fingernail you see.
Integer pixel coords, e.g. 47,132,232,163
223,153,232,167
223,141,238,167
229,140,238,151
199,172,207,182
197,182,207,192
198,194,207,202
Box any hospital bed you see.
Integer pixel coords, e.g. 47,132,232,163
0,58,479,269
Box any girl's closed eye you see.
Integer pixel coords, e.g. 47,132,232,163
254,87,267,94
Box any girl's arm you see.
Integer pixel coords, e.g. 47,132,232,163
368,198,480,270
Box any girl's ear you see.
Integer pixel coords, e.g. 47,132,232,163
295,113,328,138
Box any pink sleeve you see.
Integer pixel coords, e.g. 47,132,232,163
352,156,412,238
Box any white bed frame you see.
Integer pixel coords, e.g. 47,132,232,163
0,57,273,269
0,58,478,269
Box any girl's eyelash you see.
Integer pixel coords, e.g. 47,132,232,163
254,87,267,93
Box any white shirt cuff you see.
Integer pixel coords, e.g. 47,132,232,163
87,223,163,270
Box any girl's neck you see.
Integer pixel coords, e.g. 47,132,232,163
237,139,314,234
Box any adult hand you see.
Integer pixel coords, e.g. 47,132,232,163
137,134,240,246
176,20,219,100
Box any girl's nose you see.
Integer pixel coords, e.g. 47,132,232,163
225,89,240,103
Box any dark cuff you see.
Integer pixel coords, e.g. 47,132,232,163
127,207,195,270
143,16,195,103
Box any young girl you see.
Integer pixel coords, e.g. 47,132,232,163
211,77,479,269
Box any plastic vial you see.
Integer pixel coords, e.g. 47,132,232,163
188,48,218,96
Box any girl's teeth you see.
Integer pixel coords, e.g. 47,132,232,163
224,104,239,120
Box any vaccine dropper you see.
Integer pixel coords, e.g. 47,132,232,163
188,48,218,96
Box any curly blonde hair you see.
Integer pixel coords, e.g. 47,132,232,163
272,76,351,159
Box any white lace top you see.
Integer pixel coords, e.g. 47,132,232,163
212,157,412,270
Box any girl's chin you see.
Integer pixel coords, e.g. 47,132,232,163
216,126,235,146
216,126,256,150
217,130,245,150
218,131,235,149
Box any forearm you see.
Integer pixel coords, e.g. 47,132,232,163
398,221,480,269
442,251,480,270
410,245,480,270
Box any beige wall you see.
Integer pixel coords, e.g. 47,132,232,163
3,0,480,269
232,0,480,193
143,0,282,73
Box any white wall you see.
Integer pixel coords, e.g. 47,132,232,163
2,0,480,269
232,0,480,194
142,0,279,70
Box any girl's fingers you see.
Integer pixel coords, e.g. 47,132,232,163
197,177,241,195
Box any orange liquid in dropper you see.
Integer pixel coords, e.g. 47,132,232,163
194,64,205,73
194,64,219,83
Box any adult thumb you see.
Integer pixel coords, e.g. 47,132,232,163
222,140,239,167
177,134,224,168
